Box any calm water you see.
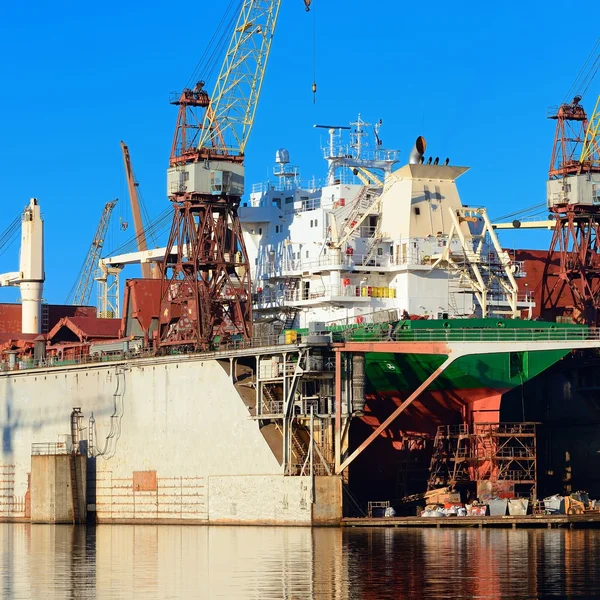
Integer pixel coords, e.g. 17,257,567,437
2,524,600,599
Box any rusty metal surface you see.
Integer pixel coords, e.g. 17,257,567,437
0,464,25,519
542,213,600,323
47,316,121,343
133,470,158,492
335,341,451,354
96,472,208,521
158,199,253,351
0,303,96,335
121,278,161,340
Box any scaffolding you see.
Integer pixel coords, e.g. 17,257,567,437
428,422,538,498
252,345,339,477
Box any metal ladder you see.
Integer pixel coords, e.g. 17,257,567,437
41,304,50,334
343,186,374,232
69,454,80,524
262,384,281,414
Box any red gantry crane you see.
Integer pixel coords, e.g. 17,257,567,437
158,0,299,351
541,93,600,323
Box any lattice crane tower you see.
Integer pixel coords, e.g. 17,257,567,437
541,92,600,324
158,0,283,351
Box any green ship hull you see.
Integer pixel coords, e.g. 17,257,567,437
358,319,579,434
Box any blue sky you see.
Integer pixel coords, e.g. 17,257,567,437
0,0,597,304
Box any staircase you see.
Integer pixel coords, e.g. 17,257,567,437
291,428,308,468
361,227,382,266
343,186,376,232
283,277,300,302
262,384,282,414
283,309,299,330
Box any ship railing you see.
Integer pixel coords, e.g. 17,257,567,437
487,292,535,305
282,253,397,273
341,325,600,343
2,327,599,375
282,284,393,302
31,441,72,456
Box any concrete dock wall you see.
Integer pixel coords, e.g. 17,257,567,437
0,355,342,525
30,454,86,523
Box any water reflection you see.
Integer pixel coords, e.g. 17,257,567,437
1,524,600,599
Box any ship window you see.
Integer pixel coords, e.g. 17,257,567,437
377,247,383,256
315,219,318,227
414,207,421,215
183,171,190,181
285,196,293,204
310,220,314,227
389,246,393,254
306,251,309,258
259,228,263,235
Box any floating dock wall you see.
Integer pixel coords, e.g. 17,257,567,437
0,355,342,525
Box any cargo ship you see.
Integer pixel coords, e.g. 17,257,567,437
0,118,598,526
1,1,599,526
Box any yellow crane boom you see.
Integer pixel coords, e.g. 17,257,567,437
580,94,600,168
198,0,282,156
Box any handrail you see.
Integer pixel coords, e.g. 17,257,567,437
1,325,597,375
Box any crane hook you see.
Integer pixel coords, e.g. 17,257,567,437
304,0,311,11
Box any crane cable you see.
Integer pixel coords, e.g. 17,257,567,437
104,206,173,258
312,2,317,103
492,202,547,222
0,214,21,258
563,36,600,102
184,0,242,90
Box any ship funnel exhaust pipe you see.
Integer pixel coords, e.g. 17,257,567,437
408,136,427,164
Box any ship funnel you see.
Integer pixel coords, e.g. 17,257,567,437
408,136,427,164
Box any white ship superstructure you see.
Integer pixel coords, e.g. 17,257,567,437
241,117,531,329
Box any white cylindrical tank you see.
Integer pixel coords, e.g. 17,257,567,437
19,198,44,334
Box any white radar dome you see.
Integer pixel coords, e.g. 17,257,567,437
275,148,290,164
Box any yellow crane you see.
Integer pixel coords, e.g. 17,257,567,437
580,94,600,168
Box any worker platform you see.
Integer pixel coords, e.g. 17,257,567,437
343,513,600,529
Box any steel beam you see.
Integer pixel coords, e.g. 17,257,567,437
335,350,342,472
336,353,459,474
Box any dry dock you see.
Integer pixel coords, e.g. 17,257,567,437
343,514,600,529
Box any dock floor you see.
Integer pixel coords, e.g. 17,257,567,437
343,513,600,529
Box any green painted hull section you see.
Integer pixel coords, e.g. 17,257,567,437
286,318,585,396
365,349,570,394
